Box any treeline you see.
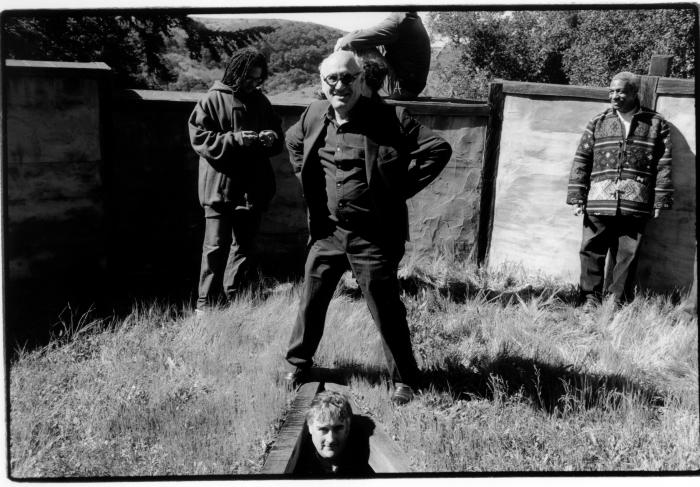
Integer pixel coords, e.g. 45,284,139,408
3,13,341,94
3,9,696,98
427,9,696,98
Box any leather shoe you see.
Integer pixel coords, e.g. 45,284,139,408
283,367,310,388
391,383,415,405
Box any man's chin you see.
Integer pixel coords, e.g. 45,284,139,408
330,97,349,107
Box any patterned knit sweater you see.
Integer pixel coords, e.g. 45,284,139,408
567,106,673,216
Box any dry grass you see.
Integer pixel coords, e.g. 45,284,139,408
8,262,699,477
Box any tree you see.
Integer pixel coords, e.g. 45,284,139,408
563,9,696,85
252,22,342,94
427,8,696,98
3,13,272,89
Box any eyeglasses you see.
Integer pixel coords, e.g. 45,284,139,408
322,72,361,87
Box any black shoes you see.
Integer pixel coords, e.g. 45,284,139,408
283,367,311,388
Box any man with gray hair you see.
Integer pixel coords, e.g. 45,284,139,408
283,50,452,404
567,71,673,310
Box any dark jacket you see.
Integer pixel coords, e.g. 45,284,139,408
286,97,452,242
335,12,431,95
188,81,283,216
567,106,673,217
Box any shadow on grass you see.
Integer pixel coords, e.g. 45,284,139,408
338,274,581,306
420,353,665,413
323,353,664,415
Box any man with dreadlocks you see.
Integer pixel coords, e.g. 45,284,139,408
189,48,283,313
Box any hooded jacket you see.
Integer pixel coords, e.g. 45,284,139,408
567,106,673,217
188,80,283,216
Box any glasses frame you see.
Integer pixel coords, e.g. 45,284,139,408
322,72,362,87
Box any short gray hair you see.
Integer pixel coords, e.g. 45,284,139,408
306,390,353,425
319,50,360,76
611,71,640,95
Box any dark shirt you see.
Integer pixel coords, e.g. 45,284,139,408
293,428,373,476
318,105,380,234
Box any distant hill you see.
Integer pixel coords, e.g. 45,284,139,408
191,16,348,35
173,17,344,97
189,16,294,32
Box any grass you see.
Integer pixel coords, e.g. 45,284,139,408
8,261,699,477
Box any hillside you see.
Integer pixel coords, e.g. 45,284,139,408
170,17,344,96
190,16,345,34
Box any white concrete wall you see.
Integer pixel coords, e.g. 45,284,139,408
488,95,607,282
639,95,696,290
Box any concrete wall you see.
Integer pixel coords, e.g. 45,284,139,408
5,61,694,335
106,93,489,290
487,81,696,291
3,61,489,319
488,95,607,282
4,61,111,284
405,106,488,262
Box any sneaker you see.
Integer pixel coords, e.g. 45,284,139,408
391,383,415,405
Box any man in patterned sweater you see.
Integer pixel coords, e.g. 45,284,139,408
567,71,673,309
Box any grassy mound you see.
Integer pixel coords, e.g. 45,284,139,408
9,263,698,476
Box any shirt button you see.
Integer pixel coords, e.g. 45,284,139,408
336,147,340,152
338,202,345,207
336,182,341,187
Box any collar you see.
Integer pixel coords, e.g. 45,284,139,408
321,96,372,124
611,100,641,118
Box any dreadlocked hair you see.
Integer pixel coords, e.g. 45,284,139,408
221,47,269,92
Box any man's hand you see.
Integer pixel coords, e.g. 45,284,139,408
235,130,259,147
654,208,661,218
573,204,585,216
258,130,277,148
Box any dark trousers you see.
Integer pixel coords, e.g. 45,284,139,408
286,226,419,386
579,212,646,303
197,208,261,309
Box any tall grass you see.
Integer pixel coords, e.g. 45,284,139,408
9,262,699,476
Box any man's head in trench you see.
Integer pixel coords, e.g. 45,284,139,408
305,391,353,461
